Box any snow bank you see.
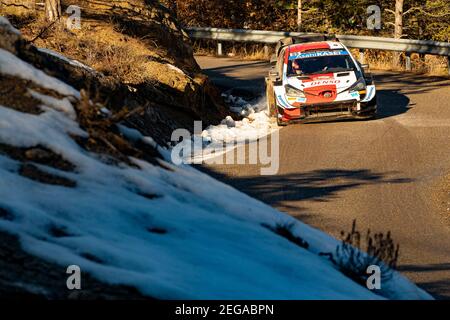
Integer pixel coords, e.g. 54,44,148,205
0,16,20,35
206,95,275,143
0,45,432,300
28,89,77,120
38,47,96,74
175,94,278,163
0,48,79,98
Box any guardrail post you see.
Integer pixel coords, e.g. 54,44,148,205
405,52,412,71
359,49,365,64
217,42,223,56
264,45,269,57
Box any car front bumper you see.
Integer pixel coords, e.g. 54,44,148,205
278,98,377,123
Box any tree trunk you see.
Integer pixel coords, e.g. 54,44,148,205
394,0,404,39
393,0,404,67
297,0,302,32
45,0,61,22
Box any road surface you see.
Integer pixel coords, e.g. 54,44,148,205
195,55,450,299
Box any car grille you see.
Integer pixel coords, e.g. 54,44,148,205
304,102,356,117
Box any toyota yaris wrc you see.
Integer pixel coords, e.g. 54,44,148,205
266,35,377,126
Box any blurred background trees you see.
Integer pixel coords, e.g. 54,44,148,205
159,0,449,41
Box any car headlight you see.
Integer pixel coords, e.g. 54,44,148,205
349,78,366,94
285,85,305,98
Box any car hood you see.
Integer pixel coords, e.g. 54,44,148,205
286,71,359,93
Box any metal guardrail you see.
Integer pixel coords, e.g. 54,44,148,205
187,27,450,74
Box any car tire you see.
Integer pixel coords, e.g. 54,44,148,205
266,83,277,117
368,108,377,119
356,108,377,120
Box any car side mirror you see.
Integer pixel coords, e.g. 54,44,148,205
360,64,370,74
359,63,372,82
269,70,280,81
268,71,282,86
359,63,372,78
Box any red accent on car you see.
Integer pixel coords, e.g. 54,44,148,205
304,84,337,104
281,108,302,122
297,73,334,83
284,47,290,64
288,42,331,54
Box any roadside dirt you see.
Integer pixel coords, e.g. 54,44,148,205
433,173,450,226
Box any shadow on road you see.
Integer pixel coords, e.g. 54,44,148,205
198,167,412,214
201,60,268,90
374,72,450,96
398,263,450,300
376,89,412,119
204,61,270,72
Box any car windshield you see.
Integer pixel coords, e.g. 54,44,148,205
287,50,356,76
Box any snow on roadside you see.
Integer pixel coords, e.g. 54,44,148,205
38,47,97,74
0,16,20,35
0,35,432,300
28,89,77,120
175,94,278,163
0,48,80,98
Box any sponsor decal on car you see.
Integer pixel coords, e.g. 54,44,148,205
361,85,376,102
350,91,360,98
289,50,348,60
287,96,307,103
307,80,341,86
277,94,292,109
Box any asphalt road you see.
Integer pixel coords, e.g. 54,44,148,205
195,55,450,299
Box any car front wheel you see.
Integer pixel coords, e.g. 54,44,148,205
266,83,277,117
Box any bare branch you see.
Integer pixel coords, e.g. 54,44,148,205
404,6,450,17
403,7,421,16
0,1,33,9
300,8,319,14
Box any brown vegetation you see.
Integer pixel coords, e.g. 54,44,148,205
320,220,400,289
1,0,230,146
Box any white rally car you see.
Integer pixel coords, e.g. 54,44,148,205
266,35,377,126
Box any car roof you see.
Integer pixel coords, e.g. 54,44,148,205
288,41,345,54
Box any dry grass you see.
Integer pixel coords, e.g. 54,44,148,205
351,49,449,76
26,19,157,85
0,3,34,18
320,219,400,297
193,40,272,61
2,9,194,91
